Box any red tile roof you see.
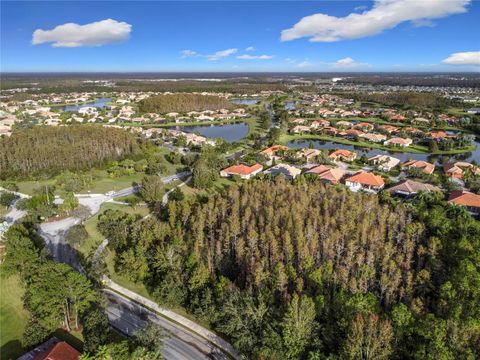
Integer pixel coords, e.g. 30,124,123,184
403,160,435,174
448,191,480,208
34,342,80,360
346,171,385,187
222,163,263,176
261,145,288,156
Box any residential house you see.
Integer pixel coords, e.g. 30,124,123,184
390,115,407,122
444,162,480,179
388,179,441,198
220,164,263,180
292,118,307,124
343,129,364,139
311,119,330,129
296,148,321,161
402,160,435,175
329,149,357,162
413,117,430,125
261,145,289,159
359,133,387,143
305,165,345,185
290,125,311,134
448,190,480,216
345,171,385,193
369,155,401,172
379,125,399,134
354,122,375,132
427,130,450,141
336,120,353,129
17,338,80,360
384,137,413,147
263,164,302,180
323,126,338,135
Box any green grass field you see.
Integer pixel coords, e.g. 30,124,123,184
0,274,29,360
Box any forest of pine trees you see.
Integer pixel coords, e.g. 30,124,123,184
97,178,480,359
138,93,235,113
0,125,141,178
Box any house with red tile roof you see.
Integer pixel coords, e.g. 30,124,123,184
384,137,413,147
329,149,357,162
343,129,364,139
427,130,450,141
345,171,385,193
379,125,399,134
354,122,375,132
306,165,345,185
18,338,80,360
220,163,263,180
448,190,480,216
261,145,288,159
402,160,435,175
390,115,407,122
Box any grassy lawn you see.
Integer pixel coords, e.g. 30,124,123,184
0,274,29,360
77,202,150,259
181,177,237,199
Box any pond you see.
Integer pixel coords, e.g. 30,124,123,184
173,122,249,143
60,97,112,112
230,99,259,105
285,101,296,110
286,139,480,164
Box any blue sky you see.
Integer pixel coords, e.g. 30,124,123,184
1,1,479,72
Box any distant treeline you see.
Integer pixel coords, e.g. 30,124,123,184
0,125,140,178
344,91,462,109
339,75,480,88
138,93,235,113
0,78,288,94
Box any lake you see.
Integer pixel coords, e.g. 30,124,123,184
230,99,259,105
286,139,480,164
173,122,249,142
60,97,112,112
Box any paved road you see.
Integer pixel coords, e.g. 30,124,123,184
104,290,229,360
162,171,191,184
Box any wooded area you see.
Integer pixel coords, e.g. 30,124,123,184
98,178,480,359
0,126,140,178
138,93,235,113
347,91,461,109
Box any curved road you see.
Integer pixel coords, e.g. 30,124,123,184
30,180,239,360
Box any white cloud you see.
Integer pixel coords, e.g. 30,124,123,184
180,50,198,58
237,54,274,60
296,61,312,69
332,57,372,68
442,51,480,65
281,0,470,42
32,19,131,47
206,48,238,61
285,58,296,64
245,46,255,52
